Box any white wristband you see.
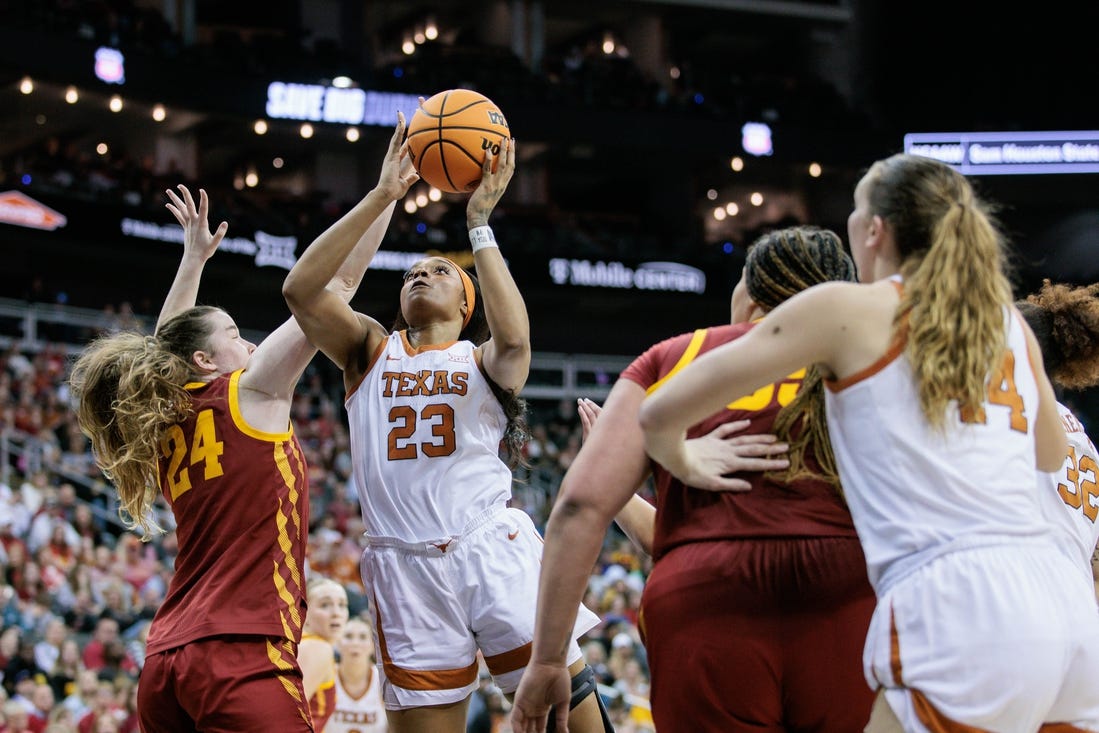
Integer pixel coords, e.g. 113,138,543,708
469,226,499,253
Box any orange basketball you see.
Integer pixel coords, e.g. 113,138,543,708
406,89,510,194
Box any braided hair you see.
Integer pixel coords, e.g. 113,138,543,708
745,226,857,492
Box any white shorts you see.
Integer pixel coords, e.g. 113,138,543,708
866,540,1099,732
360,506,600,710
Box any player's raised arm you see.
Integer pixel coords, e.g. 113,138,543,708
468,138,530,394
283,115,418,371
157,185,227,331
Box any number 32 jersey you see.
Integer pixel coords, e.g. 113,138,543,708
1038,402,1099,585
148,369,310,655
345,331,511,543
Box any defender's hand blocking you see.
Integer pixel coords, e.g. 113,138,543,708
468,137,515,228
674,419,789,492
582,398,787,492
165,185,227,262
375,113,420,202
578,397,602,443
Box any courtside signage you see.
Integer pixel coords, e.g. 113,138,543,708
905,131,1099,175
0,191,67,231
266,83,423,126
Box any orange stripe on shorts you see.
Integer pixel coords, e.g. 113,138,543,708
484,642,533,676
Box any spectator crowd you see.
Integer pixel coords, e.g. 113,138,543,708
0,300,656,732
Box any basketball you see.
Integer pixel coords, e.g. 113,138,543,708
406,89,510,194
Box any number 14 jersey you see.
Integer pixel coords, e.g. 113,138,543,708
346,331,511,543
824,309,1052,593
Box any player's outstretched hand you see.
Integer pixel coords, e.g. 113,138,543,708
165,185,226,262
577,398,603,443
510,660,571,733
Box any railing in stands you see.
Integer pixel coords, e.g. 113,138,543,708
0,298,633,400
0,429,126,533
2,298,634,532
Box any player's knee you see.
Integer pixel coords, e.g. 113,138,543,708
545,665,614,733
568,664,597,710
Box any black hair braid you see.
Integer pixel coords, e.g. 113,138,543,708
746,226,856,496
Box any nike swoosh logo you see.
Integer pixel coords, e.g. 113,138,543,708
507,530,519,541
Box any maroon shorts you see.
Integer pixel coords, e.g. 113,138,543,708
642,537,876,733
139,636,314,733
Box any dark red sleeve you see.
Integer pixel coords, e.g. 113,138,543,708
619,331,700,391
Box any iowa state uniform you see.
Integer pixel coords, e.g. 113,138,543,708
620,323,875,733
825,309,1099,731
139,369,313,733
346,332,597,710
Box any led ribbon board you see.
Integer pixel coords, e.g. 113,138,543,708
904,131,1099,175
265,83,423,127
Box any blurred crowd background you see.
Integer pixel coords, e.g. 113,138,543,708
2,1,1098,731
0,297,657,733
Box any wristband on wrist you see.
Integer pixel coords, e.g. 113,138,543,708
469,225,499,253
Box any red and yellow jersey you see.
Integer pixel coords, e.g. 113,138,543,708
620,322,857,561
302,633,338,732
145,369,310,656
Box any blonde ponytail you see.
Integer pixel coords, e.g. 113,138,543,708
70,333,194,536
867,155,1013,429
70,307,219,536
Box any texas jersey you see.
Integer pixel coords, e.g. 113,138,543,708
824,309,1053,592
324,667,387,733
345,331,511,542
1038,402,1099,586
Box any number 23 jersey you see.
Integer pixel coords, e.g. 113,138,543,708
345,331,511,543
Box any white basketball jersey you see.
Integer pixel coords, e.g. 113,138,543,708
345,331,511,542
324,667,387,733
825,309,1053,592
1037,402,1099,585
